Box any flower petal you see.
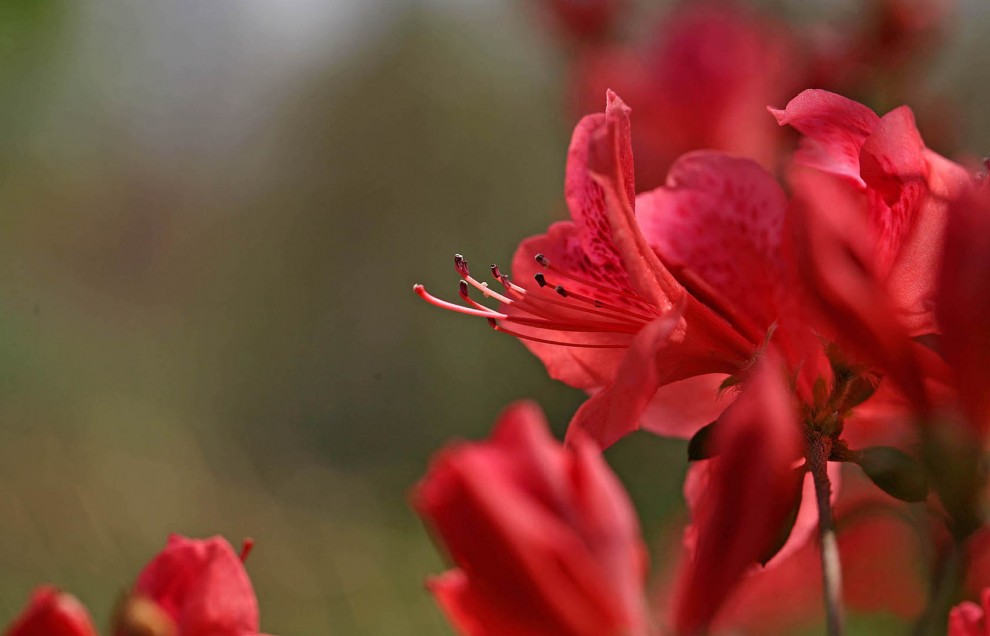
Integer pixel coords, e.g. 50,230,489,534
770,89,880,187
636,150,788,336
672,354,803,634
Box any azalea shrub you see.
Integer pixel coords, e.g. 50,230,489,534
413,2,990,635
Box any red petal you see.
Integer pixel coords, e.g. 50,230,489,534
858,106,930,277
672,354,803,633
888,149,971,335
789,167,928,407
585,91,685,309
938,184,990,436
636,150,788,336
770,89,880,187
639,374,733,439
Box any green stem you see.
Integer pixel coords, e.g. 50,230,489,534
809,435,845,636
913,542,963,636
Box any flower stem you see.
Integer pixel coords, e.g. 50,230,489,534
809,435,844,636
913,541,963,636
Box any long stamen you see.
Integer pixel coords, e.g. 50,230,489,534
415,284,505,318
487,318,628,348
535,253,655,312
417,253,657,346
492,264,646,326
534,273,656,323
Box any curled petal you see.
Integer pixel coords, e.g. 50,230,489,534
414,401,649,636
770,89,880,187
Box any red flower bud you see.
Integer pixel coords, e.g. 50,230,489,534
4,587,97,636
413,401,649,636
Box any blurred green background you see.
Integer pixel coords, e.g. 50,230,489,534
0,0,988,634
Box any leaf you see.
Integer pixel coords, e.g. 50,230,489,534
687,421,720,461
856,446,929,503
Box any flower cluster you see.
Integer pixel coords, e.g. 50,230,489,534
3,535,268,636
413,3,990,634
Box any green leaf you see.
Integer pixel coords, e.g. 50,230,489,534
687,421,720,461
856,446,929,503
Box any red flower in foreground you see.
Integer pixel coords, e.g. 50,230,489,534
412,401,649,636
4,587,97,636
949,589,990,636
116,535,264,636
416,91,810,450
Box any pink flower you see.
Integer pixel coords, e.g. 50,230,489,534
417,91,804,450
949,589,990,636
116,535,264,636
4,587,97,636
412,401,649,636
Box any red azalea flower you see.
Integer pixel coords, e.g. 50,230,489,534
949,589,990,636
412,400,649,636
4,587,98,636
417,91,810,450
772,89,970,339
568,1,800,189
115,535,264,636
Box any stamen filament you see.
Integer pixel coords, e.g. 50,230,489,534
414,284,506,318
488,318,628,348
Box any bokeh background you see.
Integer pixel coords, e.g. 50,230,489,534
1,0,989,634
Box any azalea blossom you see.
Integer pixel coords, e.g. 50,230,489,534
115,534,266,636
412,400,650,636
416,90,813,451
4,587,98,636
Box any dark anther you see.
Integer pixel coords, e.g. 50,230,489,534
458,280,470,299
535,253,549,266
486,317,498,328
534,273,548,287
454,254,470,277
555,285,568,297
491,264,503,279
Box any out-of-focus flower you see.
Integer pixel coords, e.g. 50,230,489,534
937,183,990,438
412,400,649,636
701,468,929,635
774,89,969,333
4,587,98,636
949,589,990,636
569,1,799,189
778,89,990,536
113,535,264,636
537,0,624,42
671,354,804,634
776,89,970,402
